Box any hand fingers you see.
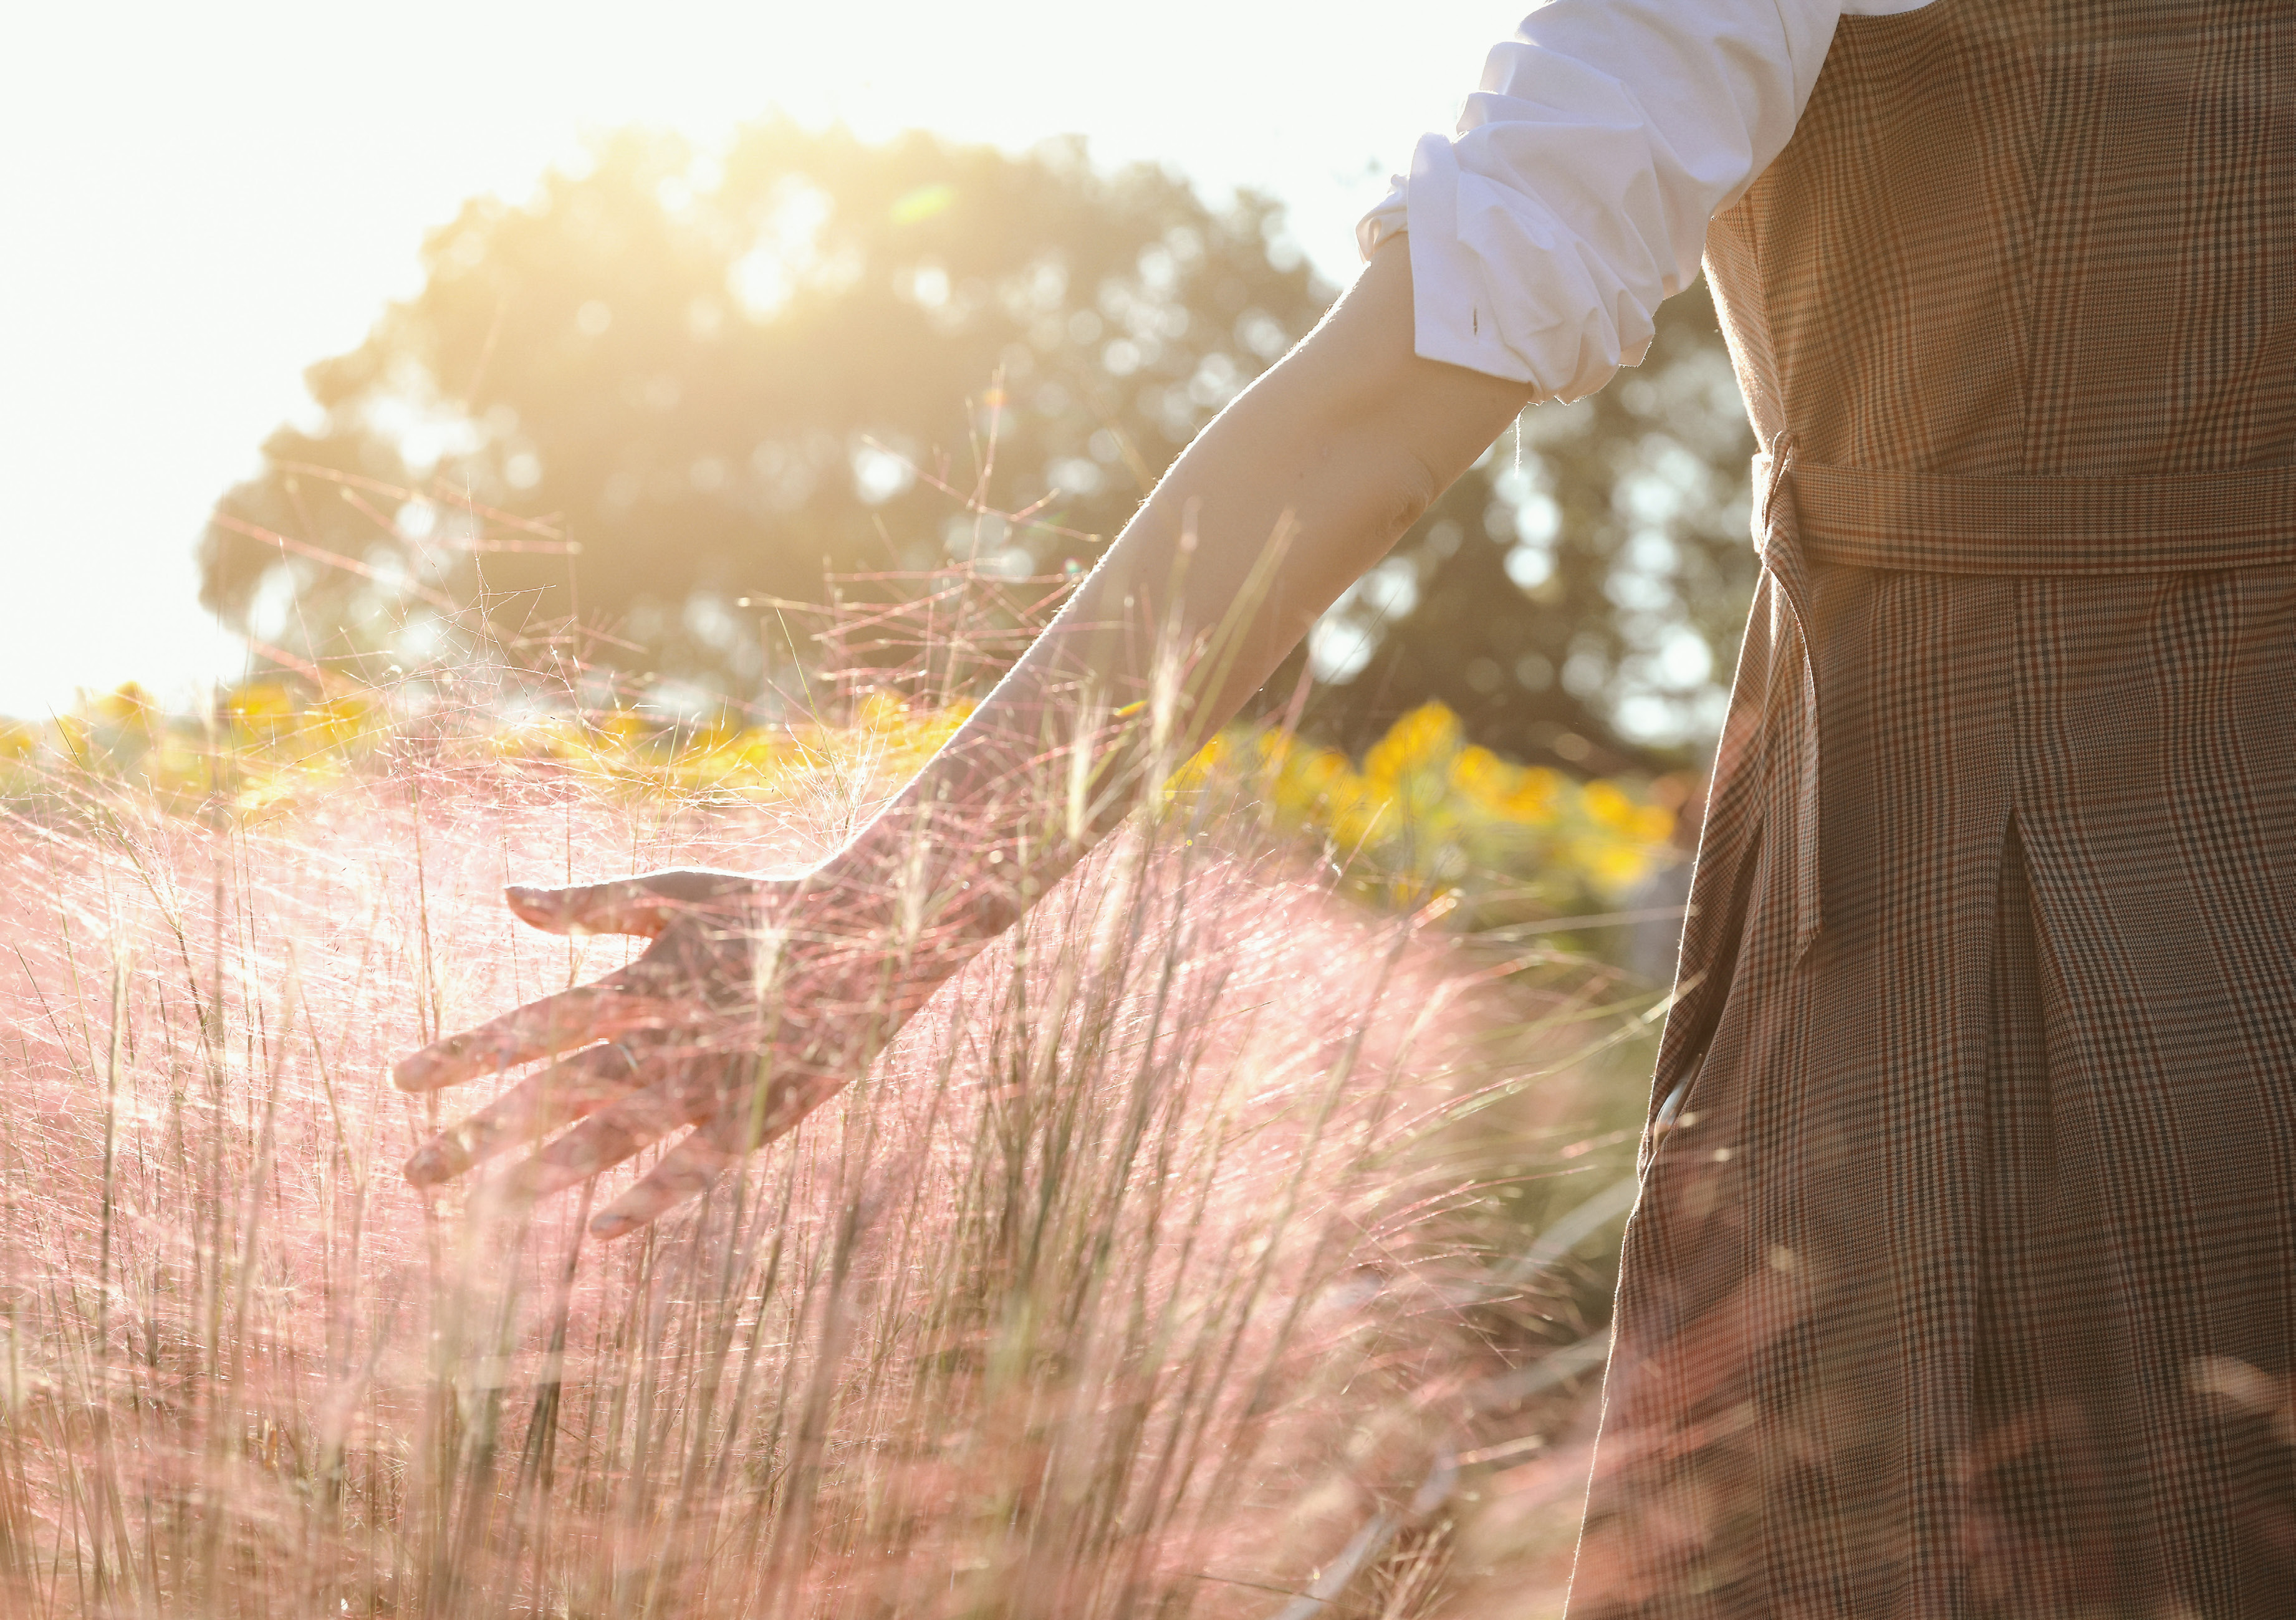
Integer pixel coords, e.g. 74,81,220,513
710,1057,848,1156
493,1070,724,1204
588,1063,848,1239
393,979,659,1091
403,1038,653,1187
588,1125,739,1240
505,869,761,939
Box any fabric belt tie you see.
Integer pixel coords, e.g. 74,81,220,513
1743,441,2296,964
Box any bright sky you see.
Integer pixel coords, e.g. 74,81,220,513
0,1,1517,718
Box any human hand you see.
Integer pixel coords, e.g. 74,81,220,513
395,865,907,1238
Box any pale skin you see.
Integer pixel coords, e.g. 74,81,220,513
393,237,1538,1238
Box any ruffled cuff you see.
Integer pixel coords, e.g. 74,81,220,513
1357,132,1638,401
1351,0,1837,404
1357,180,1410,258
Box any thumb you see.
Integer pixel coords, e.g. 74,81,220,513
506,870,760,938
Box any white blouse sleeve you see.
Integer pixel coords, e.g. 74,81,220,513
1358,0,1846,401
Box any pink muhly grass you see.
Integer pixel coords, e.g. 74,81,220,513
0,585,1649,1620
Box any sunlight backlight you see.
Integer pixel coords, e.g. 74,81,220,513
0,0,1515,716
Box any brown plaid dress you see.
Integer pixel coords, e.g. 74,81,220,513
1570,2,2296,1615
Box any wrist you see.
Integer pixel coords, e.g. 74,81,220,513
818,818,1040,967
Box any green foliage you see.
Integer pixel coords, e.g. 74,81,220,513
199,120,1756,770
200,122,1324,686
1317,281,1759,766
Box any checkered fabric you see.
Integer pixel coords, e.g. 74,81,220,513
1569,3,2296,1616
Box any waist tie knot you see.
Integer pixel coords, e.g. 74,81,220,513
1719,442,2296,969
1651,443,2296,1134
1746,433,1823,962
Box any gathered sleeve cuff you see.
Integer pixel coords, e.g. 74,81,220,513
1359,0,1840,401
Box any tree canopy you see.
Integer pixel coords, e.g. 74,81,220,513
201,119,1755,770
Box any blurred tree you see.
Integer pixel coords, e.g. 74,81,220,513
200,120,1755,768
1305,280,1758,769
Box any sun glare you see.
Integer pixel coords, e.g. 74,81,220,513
0,1,1505,717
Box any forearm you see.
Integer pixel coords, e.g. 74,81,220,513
831,239,1533,958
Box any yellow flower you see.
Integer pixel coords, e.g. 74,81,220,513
1582,779,1674,843
1363,702,1461,786
1449,745,1565,827
90,683,158,729
226,681,297,737
1590,841,1656,892
855,690,912,734
303,695,378,750
607,711,656,747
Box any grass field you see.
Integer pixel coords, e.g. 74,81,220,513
0,641,1668,1618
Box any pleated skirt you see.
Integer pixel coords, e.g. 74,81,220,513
1570,560,2296,1618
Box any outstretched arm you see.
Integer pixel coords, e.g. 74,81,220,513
830,234,1537,952
395,237,1534,1234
